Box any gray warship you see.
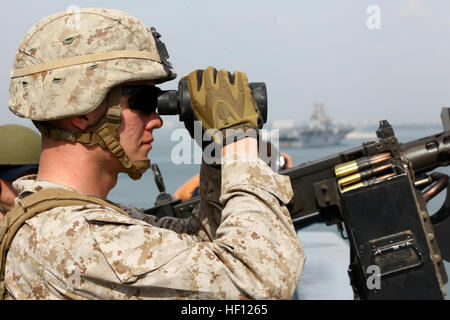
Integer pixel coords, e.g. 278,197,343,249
279,103,353,147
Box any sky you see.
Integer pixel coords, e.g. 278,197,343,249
1,0,450,129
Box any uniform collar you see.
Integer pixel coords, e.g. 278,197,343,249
12,174,76,200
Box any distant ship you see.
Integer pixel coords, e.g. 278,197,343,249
278,103,354,148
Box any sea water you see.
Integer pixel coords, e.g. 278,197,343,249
107,125,450,300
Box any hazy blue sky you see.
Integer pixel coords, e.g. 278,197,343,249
1,0,449,128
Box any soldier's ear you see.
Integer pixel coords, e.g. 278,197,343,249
69,101,107,131
70,115,90,131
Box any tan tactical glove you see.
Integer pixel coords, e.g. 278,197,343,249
183,66,260,145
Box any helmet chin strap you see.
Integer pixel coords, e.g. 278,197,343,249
34,86,150,180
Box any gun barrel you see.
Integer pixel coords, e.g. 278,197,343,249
400,130,450,175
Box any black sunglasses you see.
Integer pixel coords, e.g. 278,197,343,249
121,85,163,115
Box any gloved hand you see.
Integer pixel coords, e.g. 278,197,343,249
182,66,261,147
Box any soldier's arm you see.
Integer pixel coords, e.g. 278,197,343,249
7,137,304,299
82,138,304,299
116,162,221,241
173,174,200,202
120,139,277,243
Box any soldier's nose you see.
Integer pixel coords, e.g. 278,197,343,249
145,113,163,130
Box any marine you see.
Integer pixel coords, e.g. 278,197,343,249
0,124,41,217
1,8,305,300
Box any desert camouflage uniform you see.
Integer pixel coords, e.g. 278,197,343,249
4,154,305,299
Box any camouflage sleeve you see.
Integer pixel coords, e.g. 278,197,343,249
214,153,306,297
116,162,223,241
92,154,304,299
6,154,304,299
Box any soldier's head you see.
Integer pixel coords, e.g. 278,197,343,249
0,124,41,213
8,8,176,180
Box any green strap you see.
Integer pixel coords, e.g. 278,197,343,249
34,102,150,180
0,188,129,299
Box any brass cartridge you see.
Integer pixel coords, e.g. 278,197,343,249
341,172,397,193
334,152,391,178
338,163,393,187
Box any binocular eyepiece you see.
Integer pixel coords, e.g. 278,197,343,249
157,79,268,124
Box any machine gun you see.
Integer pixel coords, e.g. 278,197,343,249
282,108,450,299
146,108,450,299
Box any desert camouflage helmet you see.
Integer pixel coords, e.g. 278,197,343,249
7,8,176,180
9,8,176,120
0,124,41,165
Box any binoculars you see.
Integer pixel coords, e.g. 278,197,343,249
157,79,268,124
